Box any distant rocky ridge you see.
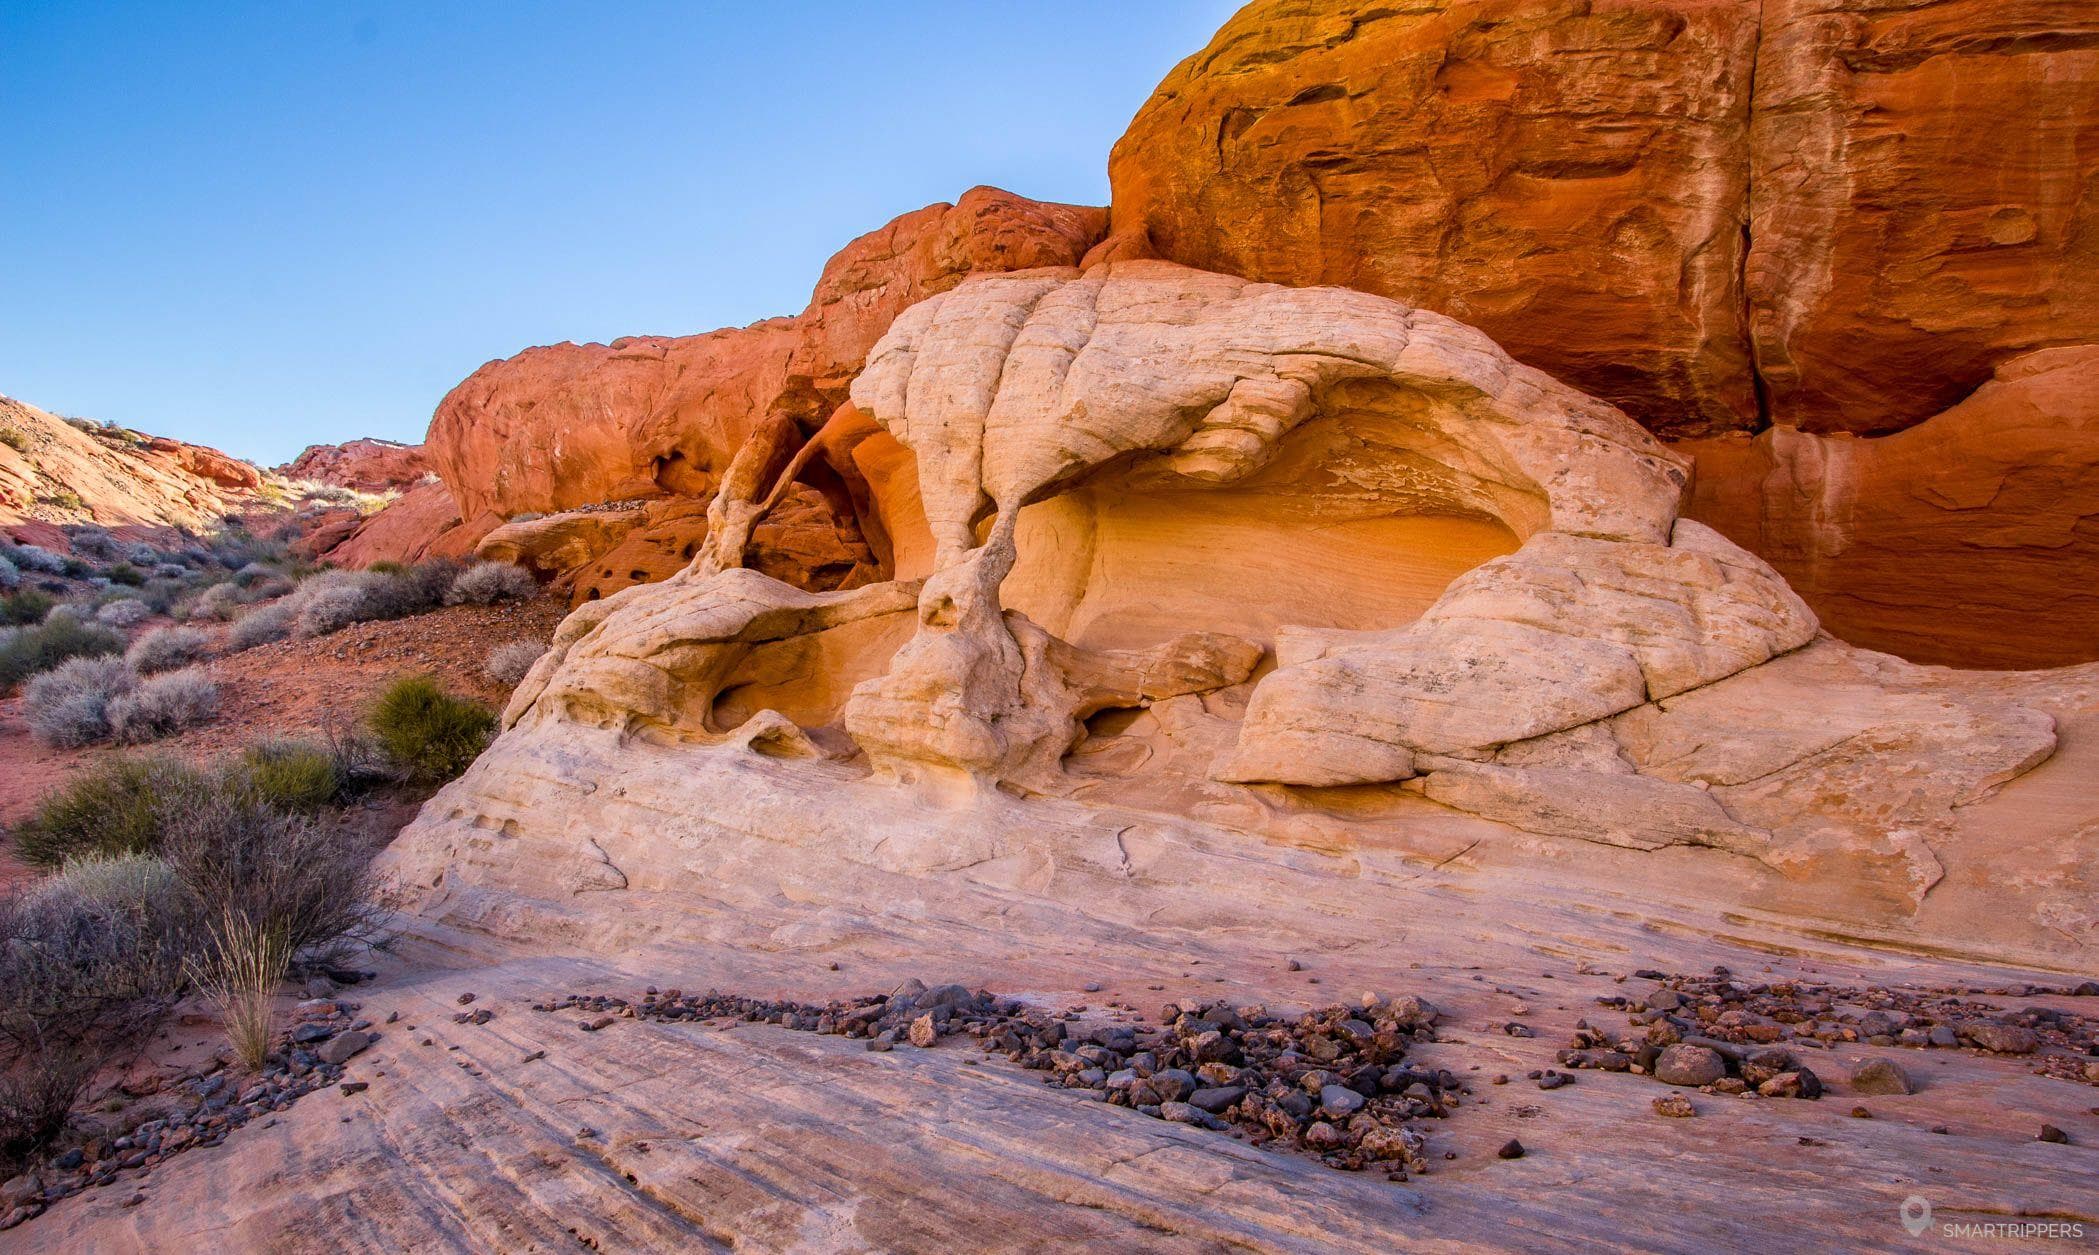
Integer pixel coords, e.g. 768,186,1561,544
0,395,274,540
277,438,430,493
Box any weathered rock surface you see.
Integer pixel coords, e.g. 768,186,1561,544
1681,347,2099,668
1109,0,1762,438
277,438,429,492
393,260,2096,966
1109,0,2099,439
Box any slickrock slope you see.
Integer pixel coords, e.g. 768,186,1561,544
1682,347,2099,668
0,395,270,533
1108,0,2099,439
276,438,430,491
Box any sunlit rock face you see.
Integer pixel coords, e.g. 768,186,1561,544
384,261,2098,972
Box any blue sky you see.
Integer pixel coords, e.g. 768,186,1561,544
0,2,1236,466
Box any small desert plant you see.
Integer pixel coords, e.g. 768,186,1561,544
95,597,151,627
103,562,145,587
185,580,247,621
0,855,199,1162
68,528,117,560
108,668,220,743
290,570,384,637
446,561,537,606
4,544,67,576
228,599,296,650
184,911,291,1072
364,557,462,619
0,614,124,688
126,624,212,673
483,640,547,686
123,542,158,566
158,789,382,963
238,740,342,812
368,675,496,784
233,562,277,586
0,588,52,626
6,756,214,867
21,655,136,747
0,554,16,590
0,425,27,453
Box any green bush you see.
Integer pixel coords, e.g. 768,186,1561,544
368,676,495,784
238,740,342,812
0,614,125,690
1,589,55,626
7,757,214,868
104,562,145,586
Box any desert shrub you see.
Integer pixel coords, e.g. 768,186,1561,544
0,856,199,1164
103,562,145,586
233,562,276,586
123,542,158,566
185,580,246,621
1,588,52,626
0,425,27,453
6,758,213,868
237,740,342,812
290,570,384,637
68,528,117,561
368,676,495,784
108,668,220,743
126,625,212,674
227,599,296,650
0,616,125,690
368,557,462,618
95,597,151,627
483,640,547,686
0,555,16,590
5,544,66,575
446,561,536,606
21,655,136,747
157,788,381,962
151,562,188,580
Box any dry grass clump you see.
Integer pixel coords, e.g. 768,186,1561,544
20,655,136,747
94,598,150,627
483,640,547,686
107,668,219,743
0,614,124,690
126,624,212,673
185,912,291,1072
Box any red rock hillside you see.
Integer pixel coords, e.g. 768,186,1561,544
0,394,272,536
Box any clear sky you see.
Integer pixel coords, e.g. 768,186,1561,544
0,2,1238,466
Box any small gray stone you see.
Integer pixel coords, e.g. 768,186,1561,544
1964,1023,2040,1054
1188,1085,1246,1114
1849,1058,1913,1095
314,1030,374,1066
1320,1084,1367,1117
1654,1044,1727,1087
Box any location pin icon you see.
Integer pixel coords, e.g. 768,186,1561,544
1901,1195,1932,1236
